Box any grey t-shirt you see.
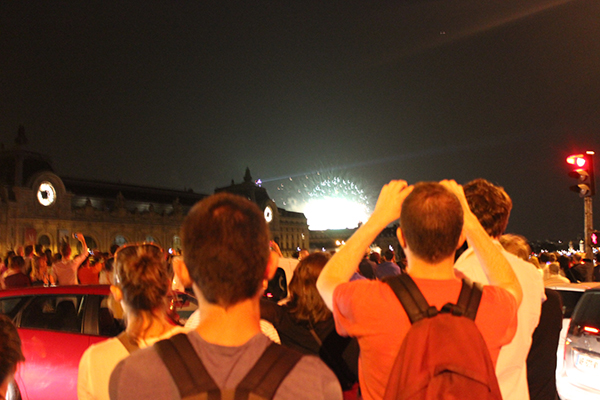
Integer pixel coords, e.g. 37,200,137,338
109,331,342,400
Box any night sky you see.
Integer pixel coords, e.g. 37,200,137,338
1,0,599,243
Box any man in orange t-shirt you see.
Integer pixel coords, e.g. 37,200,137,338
317,180,521,400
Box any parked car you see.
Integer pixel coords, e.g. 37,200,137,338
0,285,196,400
545,282,600,400
558,286,600,399
545,282,600,380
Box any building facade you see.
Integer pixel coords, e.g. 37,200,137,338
0,148,208,256
0,135,309,258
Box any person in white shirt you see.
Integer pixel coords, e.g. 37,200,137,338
454,179,545,400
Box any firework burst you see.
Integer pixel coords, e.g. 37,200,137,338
264,171,372,230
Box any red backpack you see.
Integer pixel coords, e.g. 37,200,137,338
382,274,502,400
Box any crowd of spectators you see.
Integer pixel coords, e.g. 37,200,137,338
0,237,121,290
1,178,600,400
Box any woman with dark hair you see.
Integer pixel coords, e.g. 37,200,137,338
0,315,25,400
78,243,186,400
260,252,359,395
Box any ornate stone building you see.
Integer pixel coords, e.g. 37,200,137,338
0,134,309,257
0,144,207,255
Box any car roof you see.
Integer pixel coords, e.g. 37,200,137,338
0,285,111,297
545,282,600,292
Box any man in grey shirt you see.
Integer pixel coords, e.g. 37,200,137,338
109,193,341,400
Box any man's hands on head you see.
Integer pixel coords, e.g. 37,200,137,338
371,180,412,227
439,180,480,232
438,180,466,208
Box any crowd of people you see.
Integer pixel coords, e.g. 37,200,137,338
1,178,599,400
0,236,120,290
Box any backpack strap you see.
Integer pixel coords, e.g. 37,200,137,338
155,334,303,400
117,331,140,354
441,278,483,320
154,333,220,400
384,274,438,323
460,278,483,320
235,342,303,400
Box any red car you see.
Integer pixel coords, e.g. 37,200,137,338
0,285,196,400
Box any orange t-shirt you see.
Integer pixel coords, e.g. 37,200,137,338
332,277,518,400
78,263,103,285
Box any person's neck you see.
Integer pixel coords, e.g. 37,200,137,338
194,290,261,347
125,309,173,342
405,254,456,280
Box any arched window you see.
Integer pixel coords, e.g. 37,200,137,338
145,236,160,246
113,235,127,247
38,234,51,248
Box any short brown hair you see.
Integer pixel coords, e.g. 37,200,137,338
181,193,270,308
400,182,463,263
61,242,72,258
463,178,512,238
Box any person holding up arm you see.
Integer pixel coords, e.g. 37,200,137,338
53,233,88,285
317,180,521,400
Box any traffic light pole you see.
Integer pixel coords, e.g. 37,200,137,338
584,196,593,260
567,151,595,258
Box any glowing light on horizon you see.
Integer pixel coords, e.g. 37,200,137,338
269,173,371,230
305,197,368,230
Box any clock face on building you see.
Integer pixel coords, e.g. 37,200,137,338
37,182,56,206
264,206,273,223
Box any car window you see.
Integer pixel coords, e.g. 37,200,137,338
20,295,85,333
98,295,124,336
0,296,28,319
557,290,585,319
571,292,600,329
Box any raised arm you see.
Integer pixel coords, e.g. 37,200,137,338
75,233,88,257
317,180,411,310
440,180,523,306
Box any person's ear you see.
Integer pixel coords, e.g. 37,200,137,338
456,230,467,250
110,285,123,302
172,257,193,288
396,226,407,249
265,251,279,281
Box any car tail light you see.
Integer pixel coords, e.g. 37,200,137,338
583,326,599,335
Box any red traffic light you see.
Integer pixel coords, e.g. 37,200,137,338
592,231,599,246
567,152,595,197
567,155,587,167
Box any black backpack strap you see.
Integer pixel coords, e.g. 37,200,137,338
441,278,483,320
116,331,140,354
154,333,221,400
461,279,483,320
235,342,303,400
384,274,438,323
